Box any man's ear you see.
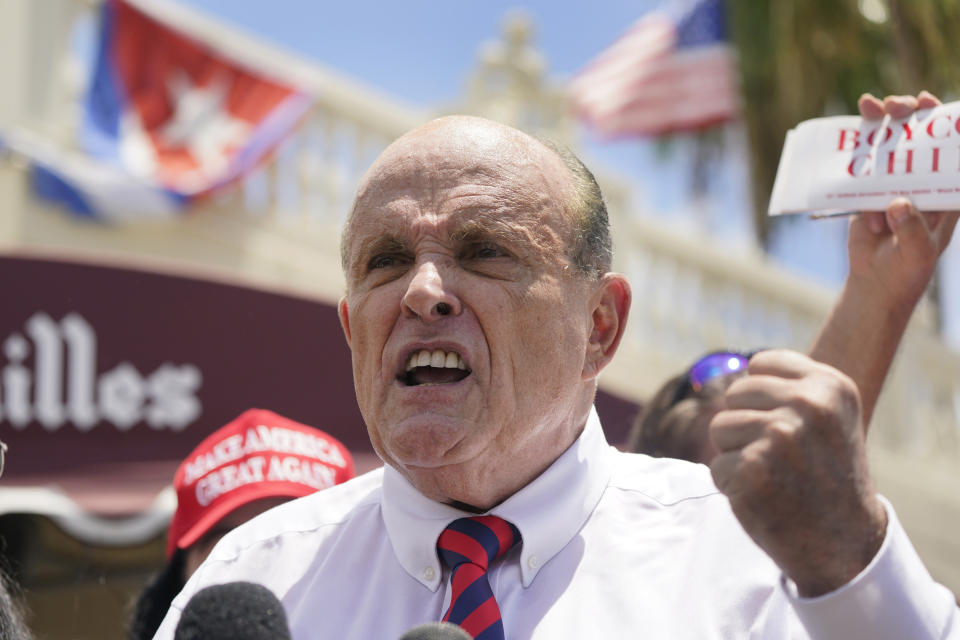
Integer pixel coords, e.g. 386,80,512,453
338,297,352,346
582,273,631,381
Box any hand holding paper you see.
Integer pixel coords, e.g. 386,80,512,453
821,95,960,431
848,91,959,305
769,92,960,215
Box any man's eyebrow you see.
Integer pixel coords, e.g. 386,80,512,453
450,216,529,245
352,234,408,267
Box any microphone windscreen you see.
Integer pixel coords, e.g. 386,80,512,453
399,621,473,640
173,581,291,640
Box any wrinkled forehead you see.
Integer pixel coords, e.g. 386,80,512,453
356,120,556,205
342,118,572,256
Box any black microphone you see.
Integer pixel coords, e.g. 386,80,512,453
174,581,291,640
399,622,472,640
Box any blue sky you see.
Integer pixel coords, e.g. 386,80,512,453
180,0,654,108
176,1,688,223
179,0,786,256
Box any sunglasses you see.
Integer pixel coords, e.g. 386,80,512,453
670,351,755,406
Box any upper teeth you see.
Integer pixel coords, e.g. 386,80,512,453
406,349,467,371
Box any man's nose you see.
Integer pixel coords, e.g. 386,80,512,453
402,261,462,321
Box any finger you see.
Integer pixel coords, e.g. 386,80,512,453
887,198,937,262
746,349,812,379
859,210,888,235
724,374,800,411
916,90,942,109
858,93,885,120
709,443,769,497
709,409,769,452
885,196,919,231
884,94,919,120
709,449,741,494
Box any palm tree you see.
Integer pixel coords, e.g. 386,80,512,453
727,0,960,244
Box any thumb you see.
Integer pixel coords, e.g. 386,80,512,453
887,199,936,263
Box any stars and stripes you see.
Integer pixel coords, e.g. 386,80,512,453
569,0,741,139
436,516,521,640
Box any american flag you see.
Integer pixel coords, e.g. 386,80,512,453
569,0,741,139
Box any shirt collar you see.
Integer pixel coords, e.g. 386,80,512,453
381,407,614,590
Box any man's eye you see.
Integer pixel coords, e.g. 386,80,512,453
369,254,401,270
466,244,506,260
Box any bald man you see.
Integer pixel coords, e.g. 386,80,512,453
155,98,958,639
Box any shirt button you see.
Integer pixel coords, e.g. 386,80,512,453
423,567,436,581
527,555,540,569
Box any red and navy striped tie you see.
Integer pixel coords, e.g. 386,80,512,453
436,515,521,640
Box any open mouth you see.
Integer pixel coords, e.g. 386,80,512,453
400,349,471,387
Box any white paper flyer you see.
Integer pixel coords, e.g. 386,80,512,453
768,100,960,216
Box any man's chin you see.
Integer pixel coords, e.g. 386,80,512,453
388,449,466,472
382,439,481,478
375,417,478,464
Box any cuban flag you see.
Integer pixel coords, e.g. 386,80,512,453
6,0,311,221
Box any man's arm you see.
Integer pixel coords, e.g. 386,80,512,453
708,91,959,637
809,92,959,430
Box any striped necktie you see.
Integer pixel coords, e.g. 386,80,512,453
436,515,521,640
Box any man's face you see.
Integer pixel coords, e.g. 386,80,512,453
338,118,602,507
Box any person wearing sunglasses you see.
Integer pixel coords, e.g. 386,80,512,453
628,351,754,464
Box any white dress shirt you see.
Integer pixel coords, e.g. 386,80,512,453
154,408,957,639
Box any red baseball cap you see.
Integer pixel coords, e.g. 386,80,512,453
166,408,355,558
